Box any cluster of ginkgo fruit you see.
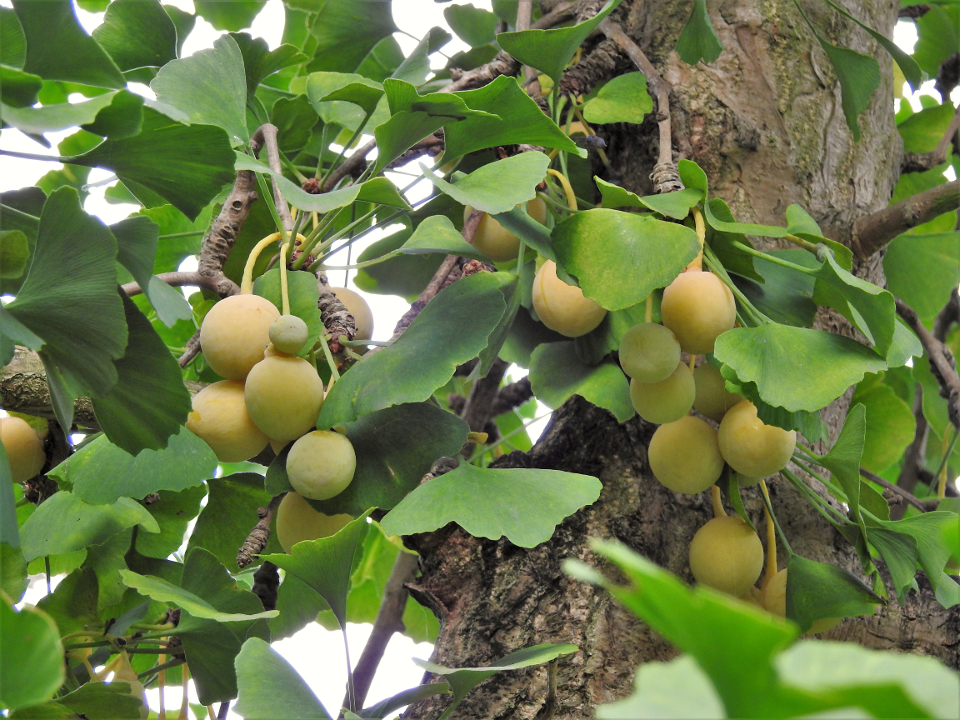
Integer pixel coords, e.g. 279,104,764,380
186,235,376,552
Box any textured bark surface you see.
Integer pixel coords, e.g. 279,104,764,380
404,1,959,718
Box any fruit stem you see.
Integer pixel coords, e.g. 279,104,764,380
317,331,341,382
158,651,167,720
279,243,291,316
758,479,794,556
688,208,705,271
644,294,653,323
689,354,696,373
178,662,190,720
67,651,99,683
761,480,778,588
241,233,307,295
780,467,852,528
547,169,577,211
711,485,727,518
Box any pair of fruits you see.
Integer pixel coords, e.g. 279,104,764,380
187,286,361,505
648,399,797,495
0,415,46,483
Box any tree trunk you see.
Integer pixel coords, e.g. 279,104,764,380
404,1,959,717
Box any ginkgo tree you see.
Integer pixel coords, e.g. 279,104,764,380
1,0,959,719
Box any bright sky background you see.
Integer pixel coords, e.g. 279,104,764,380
1,3,955,718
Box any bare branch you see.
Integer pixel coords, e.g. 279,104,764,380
316,273,357,354
932,287,959,342
895,297,960,429
322,139,376,193
385,211,485,344
860,467,940,512
251,124,294,233
599,19,681,193
901,104,960,173
237,494,285,569
490,376,534,417
178,332,202,369
851,180,960,259
344,552,420,711
121,271,238,299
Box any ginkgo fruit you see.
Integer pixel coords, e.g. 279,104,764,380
286,430,357,501
276,491,353,553
660,270,736,354
761,568,841,634
186,381,269,463
689,515,764,596
199,294,280,380
693,362,744,422
244,355,325,443
0,416,45,483
465,197,547,262
648,415,724,494
718,400,796,479
618,323,681,384
629,361,695,424
330,286,374,341
532,259,607,337
269,314,309,355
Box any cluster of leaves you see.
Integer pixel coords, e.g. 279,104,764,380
1,0,958,718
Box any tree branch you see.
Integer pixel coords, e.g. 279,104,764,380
251,124,294,233
1,347,205,429
859,467,940,512
598,19,681,193
316,272,357,354
851,180,960,259
121,271,238,299
895,298,960,429
901,103,960,173
237,494,285,570
344,552,420,711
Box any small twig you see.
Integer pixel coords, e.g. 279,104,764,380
121,271,238,299
490,377,534,417
385,211,484,344
251,561,280,611
178,332,202,369
460,359,510,458
237,494,285,569
901,104,960,173
898,4,930,19
896,297,960,429
252,124,294,234
322,139,376,193
343,552,420,711
932,288,959,342
859,467,940,512
598,19,681,193
851,180,960,259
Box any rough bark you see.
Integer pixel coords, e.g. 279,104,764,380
405,1,958,718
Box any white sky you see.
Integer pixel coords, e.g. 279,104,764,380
2,5,956,719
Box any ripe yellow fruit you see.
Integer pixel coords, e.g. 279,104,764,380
761,568,841,634
629,361,695,424
330,287,374,341
740,586,765,610
660,270,736,354
618,323,681,384
718,400,796,479
532,260,607,337
689,515,764,596
276,491,353,553
464,197,548,262
286,430,357,501
269,314,309,355
244,355,325,443
693,362,744,422
199,294,281,380
0,416,45,483
648,415,724,494
186,381,269,463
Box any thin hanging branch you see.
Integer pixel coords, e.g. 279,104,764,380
343,552,420,711
859,468,940,512
901,104,960,173
598,19,682,193
851,179,960,259
895,297,960,429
